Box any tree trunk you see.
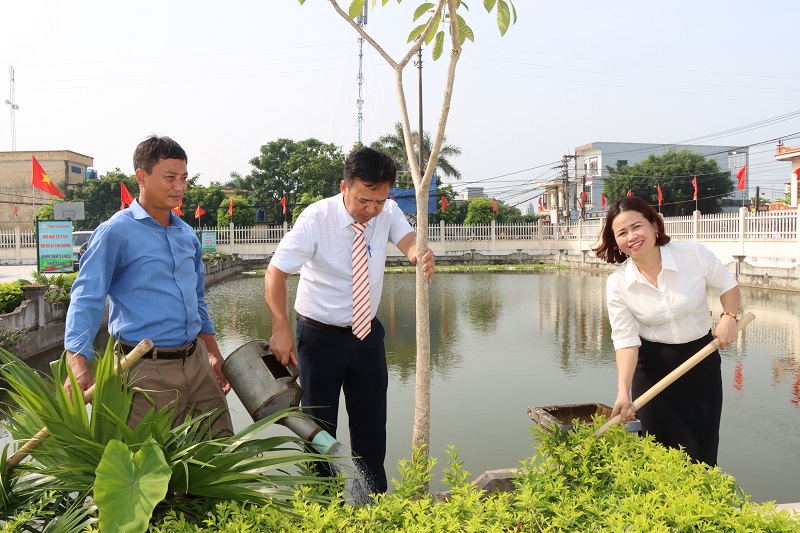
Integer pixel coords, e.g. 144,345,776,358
411,195,431,451
327,0,461,490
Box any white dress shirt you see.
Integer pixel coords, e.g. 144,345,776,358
606,241,738,351
270,193,413,327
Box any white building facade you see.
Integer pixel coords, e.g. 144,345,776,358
573,142,748,220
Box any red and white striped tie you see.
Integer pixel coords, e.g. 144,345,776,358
351,222,371,340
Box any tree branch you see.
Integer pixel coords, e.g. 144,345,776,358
327,0,398,68
420,0,462,191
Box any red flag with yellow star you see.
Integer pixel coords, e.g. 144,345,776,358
31,157,64,198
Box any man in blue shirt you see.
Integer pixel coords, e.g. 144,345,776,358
64,135,232,435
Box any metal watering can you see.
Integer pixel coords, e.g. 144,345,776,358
223,340,337,454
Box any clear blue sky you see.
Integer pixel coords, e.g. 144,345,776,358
1,1,798,207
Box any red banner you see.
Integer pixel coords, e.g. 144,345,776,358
736,165,747,191
31,156,64,198
120,181,134,210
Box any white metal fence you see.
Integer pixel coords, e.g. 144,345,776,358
4,209,799,251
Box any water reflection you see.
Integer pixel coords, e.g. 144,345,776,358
173,273,800,503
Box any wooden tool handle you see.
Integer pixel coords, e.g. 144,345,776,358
595,312,755,437
5,338,154,471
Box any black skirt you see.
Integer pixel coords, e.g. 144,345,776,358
633,331,722,466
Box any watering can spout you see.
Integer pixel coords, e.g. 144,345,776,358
311,430,337,455
281,415,337,454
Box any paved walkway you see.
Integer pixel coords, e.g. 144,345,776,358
0,264,39,284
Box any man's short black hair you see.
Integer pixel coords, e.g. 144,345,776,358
344,147,396,188
133,135,187,174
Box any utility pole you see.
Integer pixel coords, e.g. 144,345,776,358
551,162,561,220
356,1,368,145
414,42,424,173
5,66,19,151
743,148,749,208
755,185,760,214
561,155,576,223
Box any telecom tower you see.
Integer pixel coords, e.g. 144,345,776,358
5,66,19,151
356,0,368,144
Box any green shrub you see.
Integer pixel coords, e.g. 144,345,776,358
0,341,337,533
202,251,233,264
150,425,799,532
31,271,78,304
0,280,26,314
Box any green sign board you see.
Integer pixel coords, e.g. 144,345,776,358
37,220,73,273
201,231,217,253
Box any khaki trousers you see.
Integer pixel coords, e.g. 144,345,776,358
126,337,233,436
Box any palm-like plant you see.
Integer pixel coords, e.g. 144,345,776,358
0,341,336,532
370,121,462,187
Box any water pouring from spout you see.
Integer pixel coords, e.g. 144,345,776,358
223,340,377,501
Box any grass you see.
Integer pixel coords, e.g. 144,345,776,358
242,262,567,277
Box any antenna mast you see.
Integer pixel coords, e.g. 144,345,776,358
356,0,368,144
5,66,19,151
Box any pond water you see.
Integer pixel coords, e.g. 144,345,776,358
207,271,800,504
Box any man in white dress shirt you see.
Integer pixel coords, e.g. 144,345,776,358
264,147,434,493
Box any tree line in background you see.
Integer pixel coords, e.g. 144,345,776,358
35,125,539,229
36,141,743,230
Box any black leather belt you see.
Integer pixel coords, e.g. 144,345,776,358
297,313,352,333
120,339,197,360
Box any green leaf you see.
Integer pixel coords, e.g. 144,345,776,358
424,17,441,46
348,0,364,19
94,440,171,533
431,31,445,61
457,14,475,43
407,22,427,43
483,0,496,11
90,342,134,446
413,3,434,22
496,0,511,36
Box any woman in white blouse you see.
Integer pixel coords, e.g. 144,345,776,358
594,196,741,466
